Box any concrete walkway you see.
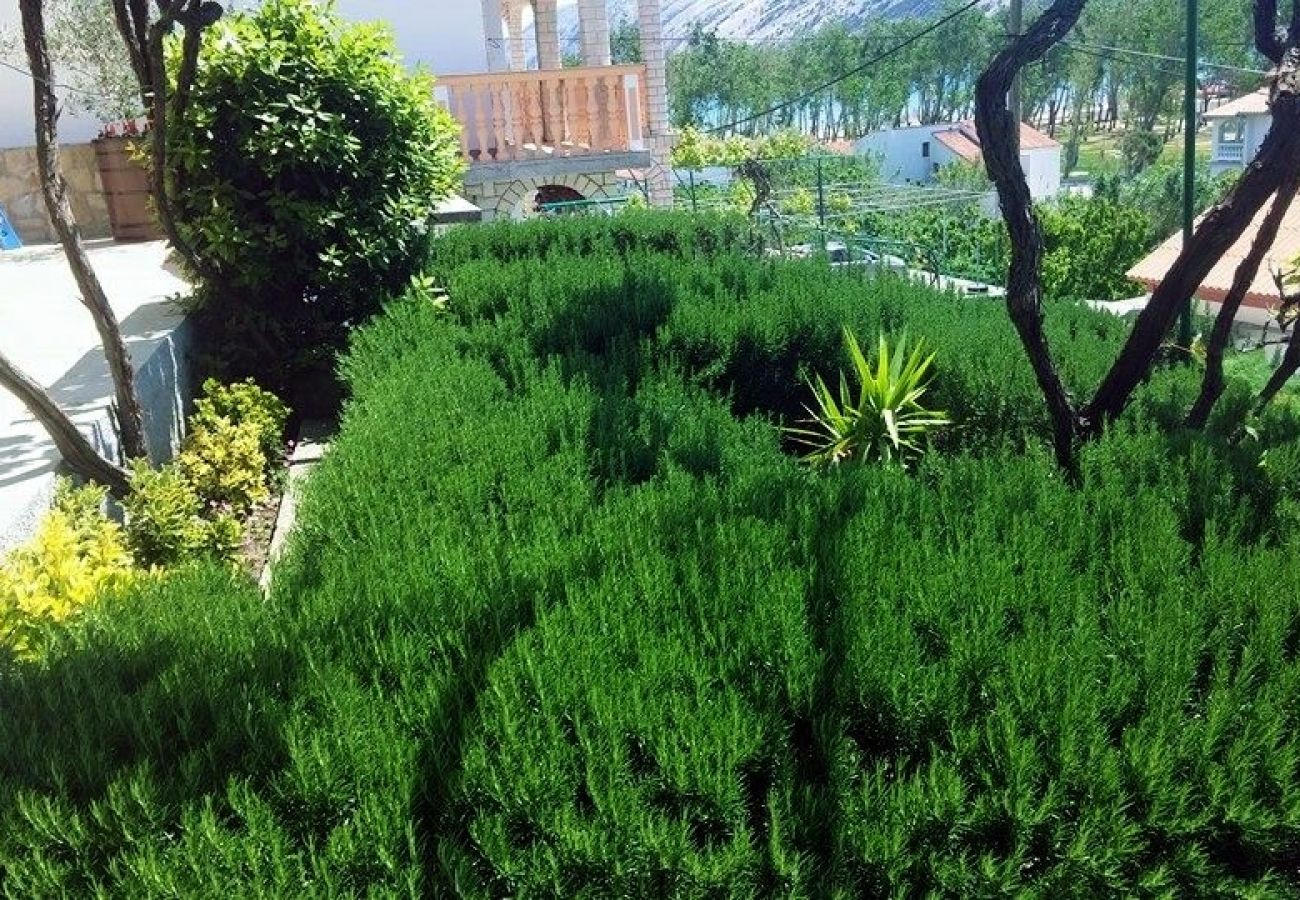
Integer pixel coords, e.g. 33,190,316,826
0,239,190,550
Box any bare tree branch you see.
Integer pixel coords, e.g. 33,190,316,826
1255,326,1300,411
1187,169,1300,428
1258,0,1286,63
109,0,221,286
974,0,1087,470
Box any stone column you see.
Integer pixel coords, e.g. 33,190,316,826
637,0,673,206
482,0,508,71
503,0,528,71
578,0,611,67
533,0,562,71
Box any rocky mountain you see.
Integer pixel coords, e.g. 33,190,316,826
558,0,983,47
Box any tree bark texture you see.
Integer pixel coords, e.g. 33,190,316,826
1187,167,1300,428
110,0,221,286
19,0,149,461
974,0,1087,470
0,352,130,497
1255,325,1300,412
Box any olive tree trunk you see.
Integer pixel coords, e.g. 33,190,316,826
0,351,130,497
19,0,149,462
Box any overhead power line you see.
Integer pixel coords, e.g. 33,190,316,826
705,0,986,134
0,57,113,99
1064,40,1270,76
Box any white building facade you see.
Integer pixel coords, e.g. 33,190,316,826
1206,89,1270,175
857,121,1062,201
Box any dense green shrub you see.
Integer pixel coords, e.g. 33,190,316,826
124,462,242,567
3,214,1300,895
171,0,462,380
123,378,287,566
867,193,1150,302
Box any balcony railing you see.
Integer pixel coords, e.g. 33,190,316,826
1215,141,1246,163
435,64,649,164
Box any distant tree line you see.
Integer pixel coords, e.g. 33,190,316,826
649,0,1262,155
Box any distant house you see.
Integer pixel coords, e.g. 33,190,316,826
1127,190,1300,328
1206,89,1270,175
856,121,1062,200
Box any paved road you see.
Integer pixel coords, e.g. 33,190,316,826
0,239,188,549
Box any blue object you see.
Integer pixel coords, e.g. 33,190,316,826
0,203,21,250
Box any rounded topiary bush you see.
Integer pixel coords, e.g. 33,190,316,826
170,0,463,381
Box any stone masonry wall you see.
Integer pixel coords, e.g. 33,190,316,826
464,168,620,220
0,143,111,245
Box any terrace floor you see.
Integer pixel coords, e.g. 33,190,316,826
0,239,189,549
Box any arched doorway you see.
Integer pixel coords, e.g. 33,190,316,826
534,184,586,215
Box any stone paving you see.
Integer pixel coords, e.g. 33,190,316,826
0,239,189,549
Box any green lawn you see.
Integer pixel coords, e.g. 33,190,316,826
1070,126,1212,177
1225,345,1300,407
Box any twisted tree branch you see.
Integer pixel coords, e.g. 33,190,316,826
974,0,1087,469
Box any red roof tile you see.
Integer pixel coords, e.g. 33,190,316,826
1127,189,1300,311
930,121,1061,162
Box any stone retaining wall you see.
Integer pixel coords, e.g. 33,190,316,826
0,143,111,244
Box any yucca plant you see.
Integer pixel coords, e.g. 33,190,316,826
788,328,951,467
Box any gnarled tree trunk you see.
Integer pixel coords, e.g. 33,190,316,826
19,0,148,462
974,0,1088,470
0,351,130,497
110,0,223,287
1255,325,1300,412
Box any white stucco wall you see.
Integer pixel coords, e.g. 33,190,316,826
1023,146,1061,200
856,126,957,184
1210,111,1269,175
332,0,491,75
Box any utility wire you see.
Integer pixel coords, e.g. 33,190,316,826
1064,40,1269,75
0,57,114,99
705,0,985,134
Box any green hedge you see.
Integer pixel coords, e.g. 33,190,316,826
3,213,1299,895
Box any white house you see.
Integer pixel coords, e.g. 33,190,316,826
856,121,1062,200
1206,88,1269,175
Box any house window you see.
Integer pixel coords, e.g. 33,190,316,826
1217,119,1247,163
922,140,931,159
1218,120,1245,145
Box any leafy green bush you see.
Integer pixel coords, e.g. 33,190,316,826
176,416,269,514
1119,127,1165,175
171,0,463,378
0,482,135,662
121,378,284,566
4,213,1300,895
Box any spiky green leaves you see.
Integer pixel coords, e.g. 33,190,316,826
788,329,952,468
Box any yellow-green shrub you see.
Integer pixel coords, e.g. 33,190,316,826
177,416,270,514
190,378,289,466
124,462,243,568
0,482,134,660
